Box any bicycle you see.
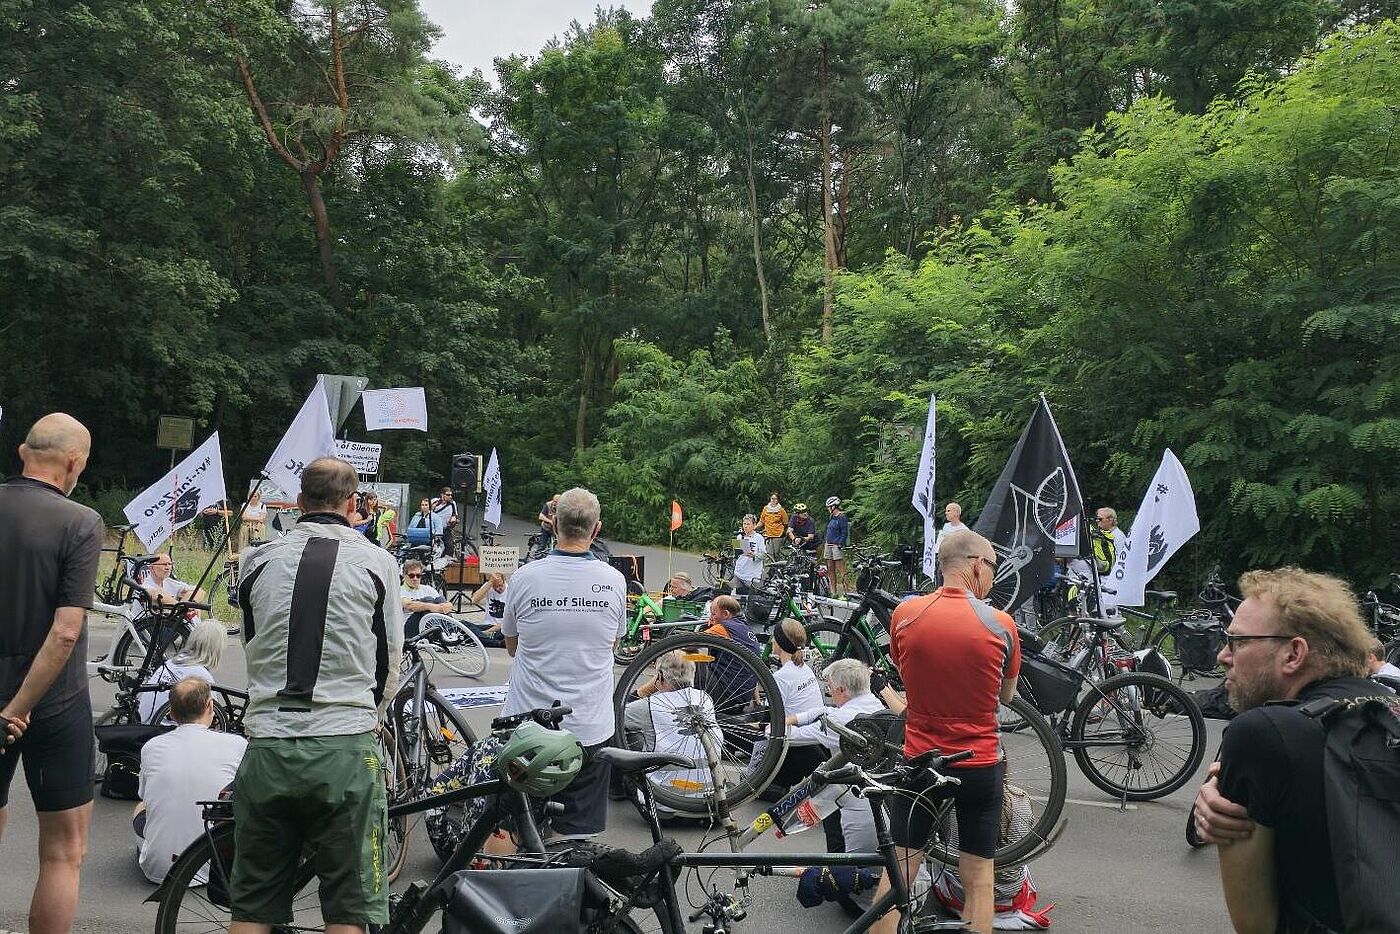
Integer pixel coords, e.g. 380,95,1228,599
411,611,491,679
88,557,195,675
1017,615,1207,802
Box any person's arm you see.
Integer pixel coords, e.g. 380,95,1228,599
1194,762,1256,843
1218,826,1279,934
502,579,521,657
1,606,85,724
880,686,906,713
784,707,841,749
470,581,492,607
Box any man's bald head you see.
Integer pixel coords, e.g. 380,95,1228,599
19,413,92,494
937,528,998,599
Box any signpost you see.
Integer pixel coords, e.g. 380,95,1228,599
318,374,370,433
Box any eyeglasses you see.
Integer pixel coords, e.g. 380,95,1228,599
967,555,997,572
1223,633,1297,651
405,573,422,579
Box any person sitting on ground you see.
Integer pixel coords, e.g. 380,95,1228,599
700,595,762,714
623,649,722,809
467,573,509,648
754,620,826,800
138,619,226,723
1192,568,1384,934
401,559,453,639
665,572,695,599
787,503,818,554
134,677,247,884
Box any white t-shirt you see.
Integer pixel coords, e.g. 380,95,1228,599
774,661,823,727
477,581,508,620
137,723,247,883
401,582,445,607
131,573,194,618
624,686,720,799
138,662,216,723
243,504,267,523
734,531,767,584
501,552,627,745
1375,661,1400,681
936,520,968,546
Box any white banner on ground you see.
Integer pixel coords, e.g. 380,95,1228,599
479,546,518,576
123,433,226,551
1110,449,1200,606
482,448,502,528
910,393,937,576
362,388,428,431
333,439,382,475
265,382,336,499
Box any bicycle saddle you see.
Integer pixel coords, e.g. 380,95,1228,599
594,748,697,775
1087,616,1128,631
1145,590,1177,602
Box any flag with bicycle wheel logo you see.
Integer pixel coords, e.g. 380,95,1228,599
972,396,1084,613
123,432,227,552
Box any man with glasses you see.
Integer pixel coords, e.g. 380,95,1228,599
1090,506,1121,575
1192,568,1381,934
400,559,453,639
138,554,205,611
870,529,1020,934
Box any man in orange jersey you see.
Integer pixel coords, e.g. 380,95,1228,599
869,528,1019,934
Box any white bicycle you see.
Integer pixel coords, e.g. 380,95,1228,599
414,612,490,679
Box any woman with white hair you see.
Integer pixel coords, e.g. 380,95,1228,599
139,619,227,723
624,649,724,810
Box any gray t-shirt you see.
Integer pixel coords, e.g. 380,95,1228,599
501,551,627,745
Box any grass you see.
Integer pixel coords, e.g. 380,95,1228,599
100,528,240,625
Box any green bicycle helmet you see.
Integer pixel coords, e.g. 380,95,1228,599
497,721,584,796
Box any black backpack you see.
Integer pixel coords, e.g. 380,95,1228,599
1298,689,1400,934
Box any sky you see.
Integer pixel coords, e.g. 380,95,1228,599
417,0,653,80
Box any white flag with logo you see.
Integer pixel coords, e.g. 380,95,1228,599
482,448,503,528
362,388,428,431
123,433,227,551
1110,449,1200,606
265,382,336,499
910,393,937,576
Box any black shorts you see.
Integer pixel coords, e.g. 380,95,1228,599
887,760,1004,859
0,700,95,811
540,741,611,836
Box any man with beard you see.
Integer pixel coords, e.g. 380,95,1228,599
1192,567,1382,934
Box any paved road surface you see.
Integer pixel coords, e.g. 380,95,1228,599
0,518,1233,933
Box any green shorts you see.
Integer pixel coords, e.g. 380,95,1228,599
229,732,388,926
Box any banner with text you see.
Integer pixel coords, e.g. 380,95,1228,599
333,439,382,475
483,448,502,528
124,433,226,551
911,392,937,576
1110,449,1200,606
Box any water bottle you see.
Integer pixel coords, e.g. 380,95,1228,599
767,781,844,839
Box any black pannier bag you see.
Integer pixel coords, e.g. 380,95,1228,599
442,867,586,934
94,722,174,800
744,590,782,629
1172,614,1225,672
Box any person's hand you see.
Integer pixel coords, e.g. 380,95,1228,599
869,669,889,694
0,709,29,744
1193,762,1254,844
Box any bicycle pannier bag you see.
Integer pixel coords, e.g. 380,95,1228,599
1298,691,1400,934
442,867,586,934
94,723,173,800
1172,614,1224,672
745,591,782,629
1018,652,1080,715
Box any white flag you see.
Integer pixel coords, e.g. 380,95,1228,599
362,388,428,431
123,433,227,551
265,382,336,499
1111,449,1200,606
482,448,503,528
911,393,937,576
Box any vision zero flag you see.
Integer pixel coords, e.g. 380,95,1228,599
482,448,503,528
265,381,336,498
123,433,226,551
972,396,1084,614
910,392,937,577
1110,449,1199,606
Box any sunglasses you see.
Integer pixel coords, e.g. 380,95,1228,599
1223,633,1296,651
405,573,422,579
967,555,997,572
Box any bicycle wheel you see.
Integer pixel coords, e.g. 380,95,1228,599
114,619,191,670
375,728,412,882
153,820,323,934
803,620,875,686
151,698,233,732
614,632,787,815
418,614,490,679
923,695,1066,867
1070,672,1207,801
391,689,478,788
1031,616,1090,664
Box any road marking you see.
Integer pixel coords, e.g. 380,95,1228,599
1028,794,1138,811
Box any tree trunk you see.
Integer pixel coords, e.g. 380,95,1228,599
819,44,837,345
744,139,772,342
301,169,344,310
575,341,596,455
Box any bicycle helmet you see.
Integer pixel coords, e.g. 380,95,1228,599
794,503,808,512
497,721,584,796
825,496,841,509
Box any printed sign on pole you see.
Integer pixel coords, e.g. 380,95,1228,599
479,546,520,577
333,439,383,475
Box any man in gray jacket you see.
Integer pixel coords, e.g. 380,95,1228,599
230,457,403,934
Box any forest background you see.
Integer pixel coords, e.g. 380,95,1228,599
3,0,1399,587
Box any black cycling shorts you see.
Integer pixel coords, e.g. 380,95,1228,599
887,760,1004,859
0,700,95,811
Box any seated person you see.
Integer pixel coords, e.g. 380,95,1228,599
758,620,827,797
136,552,205,616
134,678,247,883
401,559,453,638
665,572,695,599
624,649,722,808
1369,638,1400,687
467,573,510,647
699,595,762,713
139,619,225,723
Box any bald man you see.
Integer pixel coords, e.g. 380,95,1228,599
0,413,104,934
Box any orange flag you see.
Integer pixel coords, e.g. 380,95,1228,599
670,500,683,531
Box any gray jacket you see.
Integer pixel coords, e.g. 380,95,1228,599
237,514,404,738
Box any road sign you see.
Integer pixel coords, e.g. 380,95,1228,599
318,374,369,431
156,415,195,451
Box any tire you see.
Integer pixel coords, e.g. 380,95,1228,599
613,632,787,816
376,728,411,882
153,820,324,933
924,695,1067,867
1070,672,1207,801
417,614,490,679
390,689,478,794
803,620,875,690
113,618,191,670
1032,616,1090,665
151,698,233,732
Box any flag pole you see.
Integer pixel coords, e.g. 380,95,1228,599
193,472,268,598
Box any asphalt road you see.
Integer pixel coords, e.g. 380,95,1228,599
0,518,1234,933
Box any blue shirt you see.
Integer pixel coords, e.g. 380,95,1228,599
825,513,849,546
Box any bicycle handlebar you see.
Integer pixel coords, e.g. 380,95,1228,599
491,702,572,732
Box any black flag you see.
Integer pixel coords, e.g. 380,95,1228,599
972,396,1083,613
